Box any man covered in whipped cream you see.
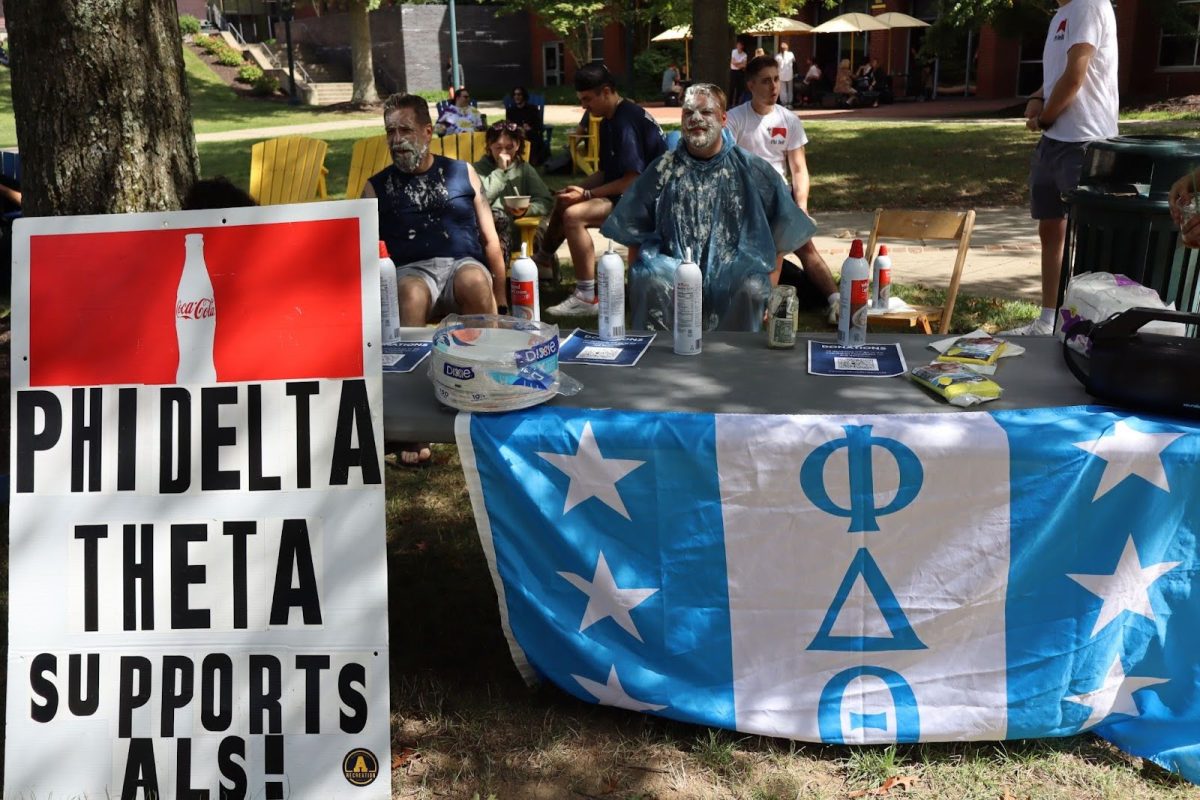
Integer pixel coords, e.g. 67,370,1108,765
600,83,816,332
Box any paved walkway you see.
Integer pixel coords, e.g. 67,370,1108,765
196,95,1027,143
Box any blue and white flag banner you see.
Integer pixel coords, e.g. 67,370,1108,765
456,406,1200,783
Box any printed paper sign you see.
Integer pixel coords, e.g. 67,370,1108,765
6,202,390,799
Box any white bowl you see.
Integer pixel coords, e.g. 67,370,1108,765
502,195,531,213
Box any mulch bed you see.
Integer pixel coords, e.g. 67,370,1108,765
1133,94,1200,114
186,40,381,113
186,40,290,103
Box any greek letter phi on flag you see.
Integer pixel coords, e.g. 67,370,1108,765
716,413,1010,743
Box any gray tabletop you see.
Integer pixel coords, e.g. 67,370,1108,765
383,332,1093,444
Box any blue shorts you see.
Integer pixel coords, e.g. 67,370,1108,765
1029,136,1088,220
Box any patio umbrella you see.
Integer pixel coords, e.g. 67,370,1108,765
810,12,890,69
874,12,930,74
651,24,692,79
742,16,814,35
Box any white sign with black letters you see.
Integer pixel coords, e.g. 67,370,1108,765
7,203,390,798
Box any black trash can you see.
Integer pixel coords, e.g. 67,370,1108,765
1059,134,1200,313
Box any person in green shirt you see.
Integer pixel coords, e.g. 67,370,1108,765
473,121,554,257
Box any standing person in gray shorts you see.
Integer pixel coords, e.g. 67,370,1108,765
1002,0,1118,336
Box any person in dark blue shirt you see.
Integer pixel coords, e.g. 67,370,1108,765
536,63,666,317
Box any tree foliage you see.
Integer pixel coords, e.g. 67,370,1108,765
495,1,615,68
920,0,1052,58
309,0,380,104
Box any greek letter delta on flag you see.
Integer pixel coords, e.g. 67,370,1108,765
457,406,1200,782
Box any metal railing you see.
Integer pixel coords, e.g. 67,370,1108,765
259,39,314,86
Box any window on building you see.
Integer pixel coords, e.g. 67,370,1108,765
1160,0,1200,67
544,42,564,86
1016,24,1045,96
590,27,605,63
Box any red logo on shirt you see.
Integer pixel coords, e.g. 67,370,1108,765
769,126,788,139
1056,19,1068,33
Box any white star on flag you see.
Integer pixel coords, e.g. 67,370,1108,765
572,665,667,712
1067,535,1180,638
1073,420,1184,501
559,551,659,642
537,421,645,519
1067,652,1168,731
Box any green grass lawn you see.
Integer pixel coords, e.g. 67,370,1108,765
0,67,16,148
184,47,377,135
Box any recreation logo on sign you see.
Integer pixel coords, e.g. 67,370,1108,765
342,748,379,786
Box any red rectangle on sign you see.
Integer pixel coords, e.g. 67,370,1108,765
28,219,364,386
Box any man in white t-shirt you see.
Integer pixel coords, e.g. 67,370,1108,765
727,55,840,323
1003,0,1118,336
775,41,796,108
729,41,748,107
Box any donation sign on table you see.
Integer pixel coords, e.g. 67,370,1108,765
559,329,656,367
808,341,907,377
7,203,391,798
459,406,1200,783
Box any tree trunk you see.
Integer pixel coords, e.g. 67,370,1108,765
6,0,199,216
348,1,377,105
692,0,732,90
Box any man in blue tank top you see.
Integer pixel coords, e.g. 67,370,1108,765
536,63,667,317
363,93,506,325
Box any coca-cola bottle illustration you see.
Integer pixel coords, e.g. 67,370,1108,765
175,233,218,384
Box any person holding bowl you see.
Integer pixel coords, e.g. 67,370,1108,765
473,121,554,256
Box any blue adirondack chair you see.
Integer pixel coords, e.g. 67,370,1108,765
1,151,21,221
503,92,554,159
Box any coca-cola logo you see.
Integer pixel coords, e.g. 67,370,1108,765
176,297,216,320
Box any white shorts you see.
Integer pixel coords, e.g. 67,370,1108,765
397,256,489,316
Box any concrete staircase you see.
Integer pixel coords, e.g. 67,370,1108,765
309,82,355,105
222,35,359,106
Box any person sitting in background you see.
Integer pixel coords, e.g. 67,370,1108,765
1170,169,1200,248
436,88,483,135
798,56,822,105
473,121,554,256
833,59,856,103
600,84,815,332
182,176,256,209
0,170,20,291
535,63,667,316
662,62,682,106
853,58,877,93
505,86,546,165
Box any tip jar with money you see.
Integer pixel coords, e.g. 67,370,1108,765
767,284,798,349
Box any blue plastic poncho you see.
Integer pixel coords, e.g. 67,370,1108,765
600,136,816,332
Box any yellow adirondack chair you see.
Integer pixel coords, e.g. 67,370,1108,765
249,136,329,205
429,132,530,163
345,134,390,199
568,113,601,176
349,132,533,199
